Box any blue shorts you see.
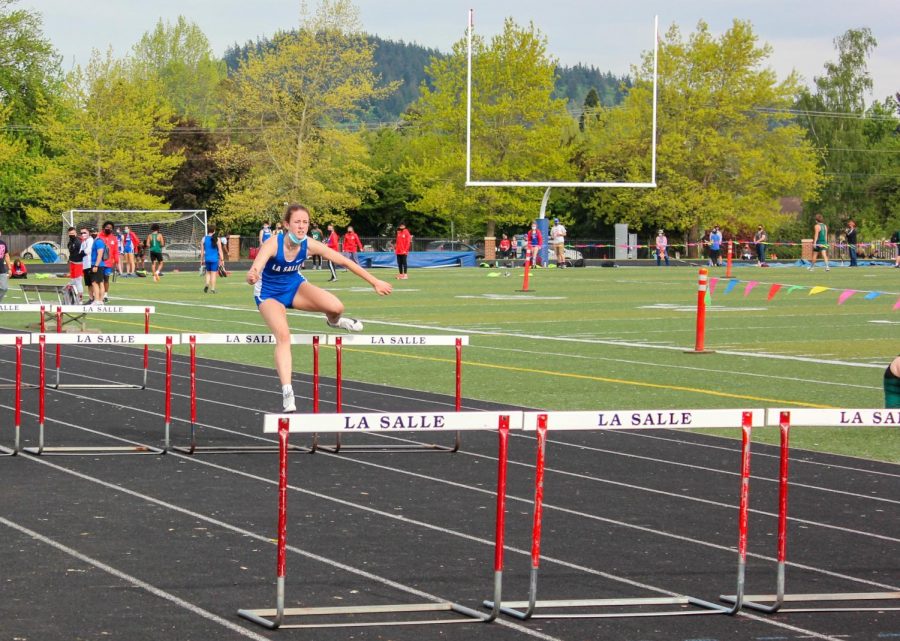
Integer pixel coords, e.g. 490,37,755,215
204,260,218,273
254,274,307,308
103,267,114,276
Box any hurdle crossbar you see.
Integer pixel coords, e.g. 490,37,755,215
46,306,155,389
485,409,762,620
169,333,323,454
722,408,900,614
23,333,175,456
314,335,469,454
238,410,519,630
0,334,28,455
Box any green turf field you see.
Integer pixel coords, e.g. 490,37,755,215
4,264,898,461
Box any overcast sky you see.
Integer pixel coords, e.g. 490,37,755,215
21,0,899,103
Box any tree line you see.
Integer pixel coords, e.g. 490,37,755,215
0,0,897,243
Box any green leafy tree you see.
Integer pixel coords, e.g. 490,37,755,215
797,28,898,237
577,20,823,246
219,0,396,229
130,16,226,127
404,18,576,238
28,50,182,229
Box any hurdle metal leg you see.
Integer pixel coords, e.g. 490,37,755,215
0,336,25,455
487,412,754,619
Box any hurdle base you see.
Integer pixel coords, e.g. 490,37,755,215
0,445,18,457
314,431,461,455
683,350,716,354
52,383,145,390
238,601,491,629
170,444,312,455
720,592,900,614
0,382,37,390
23,445,164,456
484,596,735,620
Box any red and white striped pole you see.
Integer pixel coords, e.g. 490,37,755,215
687,268,713,353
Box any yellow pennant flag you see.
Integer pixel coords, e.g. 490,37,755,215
808,286,829,296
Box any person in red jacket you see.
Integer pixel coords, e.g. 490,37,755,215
394,223,412,279
98,220,119,302
342,225,362,264
325,224,340,281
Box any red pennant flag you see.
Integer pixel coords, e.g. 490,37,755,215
767,284,782,301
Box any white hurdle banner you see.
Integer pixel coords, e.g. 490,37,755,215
487,409,763,621
0,334,29,455
318,334,470,454
24,333,177,456
721,407,900,615
173,333,324,454
239,411,518,630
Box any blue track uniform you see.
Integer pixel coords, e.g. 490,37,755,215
254,235,307,307
203,235,220,273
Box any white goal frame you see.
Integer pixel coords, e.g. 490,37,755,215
62,210,208,247
465,10,658,189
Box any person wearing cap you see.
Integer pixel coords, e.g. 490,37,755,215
394,223,412,279
655,229,670,266
550,217,567,267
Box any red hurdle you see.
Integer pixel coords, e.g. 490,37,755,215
722,408,900,614
237,410,517,630
315,335,468,453
486,409,759,619
171,333,322,454
0,334,27,455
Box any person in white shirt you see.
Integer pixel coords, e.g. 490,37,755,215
79,227,94,304
550,218,567,267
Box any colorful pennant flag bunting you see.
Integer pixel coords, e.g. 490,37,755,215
743,281,759,297
864,291,882,300
809,286,829,296
724,279,739,294
837,290,856,305
767,284,782,301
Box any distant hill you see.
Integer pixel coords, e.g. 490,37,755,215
223,35,630,124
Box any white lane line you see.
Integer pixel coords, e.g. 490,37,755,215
0,516,273,641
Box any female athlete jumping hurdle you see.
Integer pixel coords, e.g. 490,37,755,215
246,204,392,412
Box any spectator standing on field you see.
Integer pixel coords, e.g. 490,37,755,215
79,228,94,303
394,223,412,279
844,220,858,267
200,226,224,294
498,233,512,260
98,221,118,303
146,223,166,281
88,229,106,305
550,218,567,267
325,224,340,281
891,229,900,267
121,226,140,276
808,213,830,271
66,226,85,300
655,230,670,266
526,221,543,267
342,225,362,264
754,226,768,266
308,223,323,270
259,222,272,247
0,229,10,302
708,226,722,267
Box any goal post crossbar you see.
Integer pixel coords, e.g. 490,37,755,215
465,11,659,189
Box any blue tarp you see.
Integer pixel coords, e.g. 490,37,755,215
355,252,477,268
32,243,61,264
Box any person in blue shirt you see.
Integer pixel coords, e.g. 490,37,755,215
88,229,106,305
201,226,224,293
708,226,723,267
246,204,393,412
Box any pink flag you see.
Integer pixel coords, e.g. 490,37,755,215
767,284,782,301
894,297,900,311
743,281,759,297
708,277,718,295
837,290,856,305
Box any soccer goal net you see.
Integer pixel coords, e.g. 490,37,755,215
62,210,207,248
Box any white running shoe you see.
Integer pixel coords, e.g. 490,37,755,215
282,389,296,413
327,317,364,332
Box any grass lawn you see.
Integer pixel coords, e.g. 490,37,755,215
3,263,898,461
